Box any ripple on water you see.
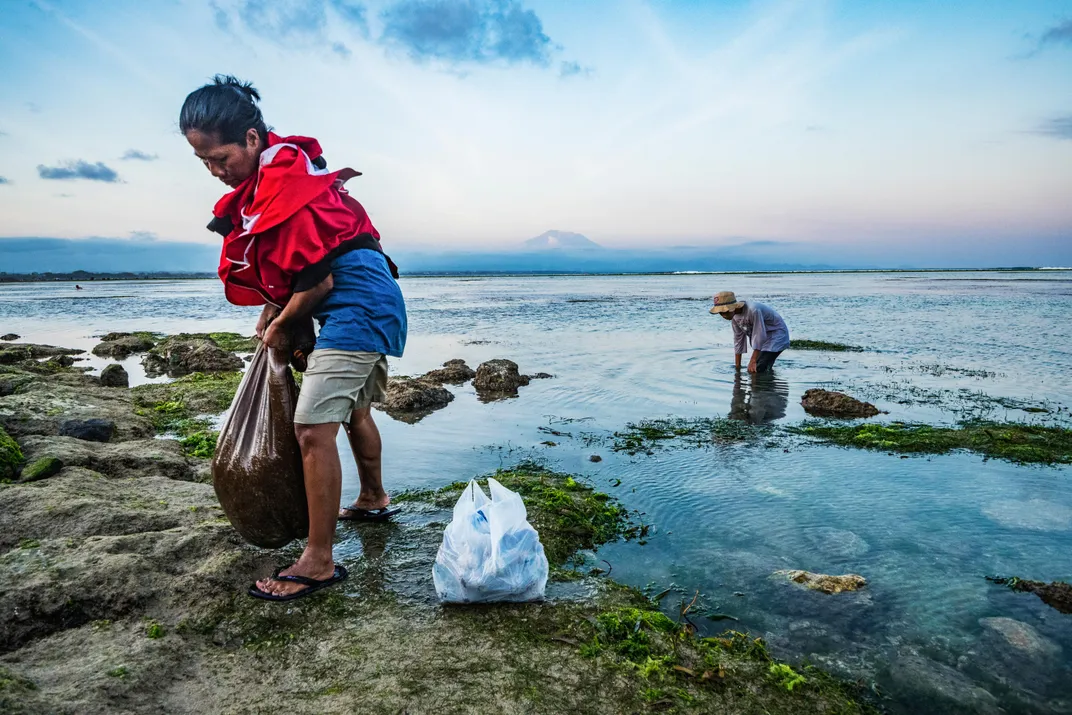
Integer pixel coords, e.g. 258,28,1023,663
982,499,1072,531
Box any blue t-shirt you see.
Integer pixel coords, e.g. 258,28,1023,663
312,249,407,357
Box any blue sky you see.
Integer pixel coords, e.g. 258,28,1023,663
0,0,1070,265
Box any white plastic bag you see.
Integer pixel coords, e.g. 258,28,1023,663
433,478,550,603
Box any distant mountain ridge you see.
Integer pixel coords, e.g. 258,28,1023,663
523,230,602,250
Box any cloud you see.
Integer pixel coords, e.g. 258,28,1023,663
1040,19,1072,46
233,0,367,40
1036,115,1072,140
380,0,552,66
332,41,352,58
559,61,591,78
211,1,231,31
0,177,10,185
37,160,120,182
121,149,158,161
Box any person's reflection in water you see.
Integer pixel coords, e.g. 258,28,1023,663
729,371,789,424
348,523,393,597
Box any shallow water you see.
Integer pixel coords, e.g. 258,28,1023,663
2,271,1071,713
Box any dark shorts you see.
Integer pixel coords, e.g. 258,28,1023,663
755,351,782,373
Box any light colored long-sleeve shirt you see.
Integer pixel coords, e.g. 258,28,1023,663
731,301,790,354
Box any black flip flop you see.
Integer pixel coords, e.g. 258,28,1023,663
248,564,348,602
338,506,401,522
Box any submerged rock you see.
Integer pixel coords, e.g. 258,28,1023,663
99,363,129,388
0,333,19,341
888,652,1001,715
421,359,476,386
800,389,879,419
473,359,531,400
979,617,1061,658
92,332,156,359
143,337,243,377
376,377,454,423
777,569,867,594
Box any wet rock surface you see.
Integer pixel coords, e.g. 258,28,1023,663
99,364,129,388
58,418,115,443
0,333,20,341
474,359,532,400
92,332,156,359
376,377,454,423
18,435,195,482
142,337,243,377
801,389,880,418
420,359,476,386
777,569,867,594
0,381,151,441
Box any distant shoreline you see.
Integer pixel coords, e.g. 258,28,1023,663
0,266,1067,284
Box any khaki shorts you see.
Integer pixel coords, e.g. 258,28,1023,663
293,349,388,425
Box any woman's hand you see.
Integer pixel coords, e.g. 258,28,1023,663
256,304,281,338
262,320,290,351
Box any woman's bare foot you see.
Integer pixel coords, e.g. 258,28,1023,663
254,549,335,598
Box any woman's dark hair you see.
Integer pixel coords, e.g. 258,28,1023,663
179,75,269,145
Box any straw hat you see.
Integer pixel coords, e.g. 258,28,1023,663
709,291,744,314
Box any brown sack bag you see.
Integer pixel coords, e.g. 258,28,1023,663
212,342,308,548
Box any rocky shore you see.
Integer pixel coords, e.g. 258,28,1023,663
0,341,873,715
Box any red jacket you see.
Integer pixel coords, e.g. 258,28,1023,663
208,132,386,307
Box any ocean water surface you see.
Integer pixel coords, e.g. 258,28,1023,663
2,270,1070,714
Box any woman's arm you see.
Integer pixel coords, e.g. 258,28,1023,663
262,274,334,350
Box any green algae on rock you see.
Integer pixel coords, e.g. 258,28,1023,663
794,420,1072,465
18,456,63,482
132,372,241,457
790,339,865,352
0,425,22,481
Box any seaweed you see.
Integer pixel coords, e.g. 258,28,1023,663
794,420,1072,465
612,417,771,454
790,340,865,352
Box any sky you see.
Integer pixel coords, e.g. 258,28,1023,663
0,0,1070,267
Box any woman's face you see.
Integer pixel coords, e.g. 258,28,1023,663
186,127,262,188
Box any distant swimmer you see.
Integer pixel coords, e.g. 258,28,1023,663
709,291,789,374
75,285,83,290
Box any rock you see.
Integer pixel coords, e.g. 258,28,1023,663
0,380,153,442
979,617,1061,658
0,333,19,341
0,467,270,649
143,337,243,377
19,435,195,482
589,455,603,463
19,456,64,482
800,389,879,418
46,355,75,368
99,364,129,388
531,372,553,379
421,359,476,386
777,569,867,594
0,343,83,363
993,578,1072,615
473,359,531,399
93,332,156,359
57,418,115,443
376,377,454,423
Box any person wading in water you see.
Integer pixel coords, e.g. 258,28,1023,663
180,75,407,601
709,291,789,374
